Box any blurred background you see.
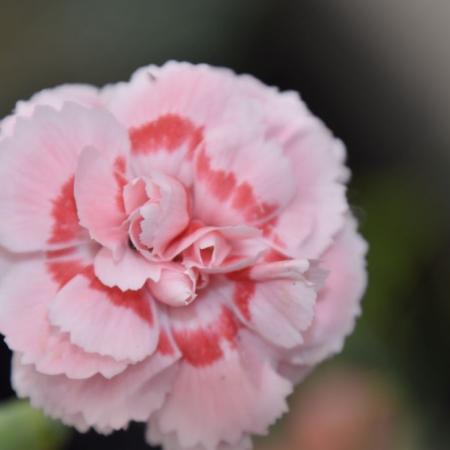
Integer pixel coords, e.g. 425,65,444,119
0,0,449,449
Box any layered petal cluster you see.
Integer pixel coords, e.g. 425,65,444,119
0,62,367,450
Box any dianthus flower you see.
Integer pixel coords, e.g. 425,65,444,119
0,62,367,450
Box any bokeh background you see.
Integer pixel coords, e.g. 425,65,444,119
0,1,449,449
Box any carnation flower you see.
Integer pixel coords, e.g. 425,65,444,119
0,62,367,450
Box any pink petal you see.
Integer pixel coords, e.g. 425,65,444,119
248,258,311,281
74,147,129,253
154,287,292,449
12,326,180,432
276,363,313,385
164,222,260,260
266,125,348,258
0,103,130,252
189,231,231,267
0,257,127,379
104,62,241,130
104,62,256,186
289,216,368,365
48,267,159,362
149,267,197,307
94,247,161,291
192,126,296,227
238,75,349,258
122,177,148,215
230,276,317,349
0,246,28,279
1,84,102,139
163,221,265,276
138,171,190,255
129,114,204,185
147,419,253,450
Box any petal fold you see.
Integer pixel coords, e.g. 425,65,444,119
94,247,161,291
74,147,129,254
12,334,180,433
49,267,159,363
0,104,130,252
0,257,126,379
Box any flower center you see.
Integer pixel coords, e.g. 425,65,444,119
123,172,190,260
92,167,298,309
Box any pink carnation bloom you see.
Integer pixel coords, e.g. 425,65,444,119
0,62,367,450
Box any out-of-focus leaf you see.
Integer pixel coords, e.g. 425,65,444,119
0,399,70,450
350,171,442,335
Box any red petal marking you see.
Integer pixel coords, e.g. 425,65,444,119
196,149,236,202
48,176,80,244
233,281,255,321
199,246,214,265
81,266,153,325
173,306,239,367
261,217,278,237
232,182,278,222
157,330,176,356
45,248,76,259
196,149,278,221
261,217,286,248
226,268,252,282
129,114,203,158
113,156,127,213
263,249,287,263
47,260,86,289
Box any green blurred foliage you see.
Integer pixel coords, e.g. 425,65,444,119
349,169,442,357
0,400,70,450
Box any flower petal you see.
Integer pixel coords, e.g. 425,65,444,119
94,247,161,291
12,328,180,433
48,267,159,362
0,246,28,279
129,113,204,186
74,147,129,253
0,103,130,252
154,286,292,449
288,216,368,365
230,276,317,349
104,62,255,186
238,75,349,258
147,419,253,450
192,125,296,228
164,222,261,260
104,62,242,130
0,257,126,379
181,229,266,275
149,267,197,307
1,84,102,138
138,171,190,256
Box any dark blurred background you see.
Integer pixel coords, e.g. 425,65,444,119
0,1,449,449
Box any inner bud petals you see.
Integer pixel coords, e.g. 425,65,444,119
190,231,231,268
164,223,264,275
123,178,149,215
123,172,190,258
149,267,197,307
